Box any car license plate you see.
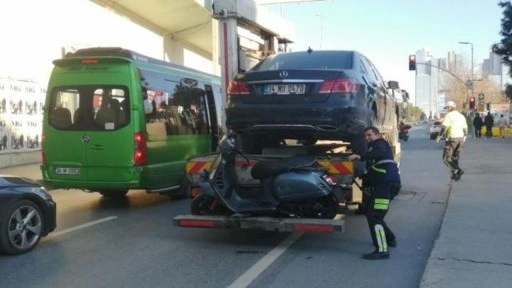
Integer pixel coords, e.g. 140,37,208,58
264,84,306,95
55,167,81,175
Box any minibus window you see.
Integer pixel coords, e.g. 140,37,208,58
140,69,210,136
49,86,129,131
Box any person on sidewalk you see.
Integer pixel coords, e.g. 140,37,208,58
484,112,494,138
437,101,467,181
466,112,474,139
473,113,483,138
498,114,508,138
348,126,401,260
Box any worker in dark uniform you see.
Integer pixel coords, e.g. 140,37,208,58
348,126,401,260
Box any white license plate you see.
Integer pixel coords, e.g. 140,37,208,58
264,84,306,95
55,167,81,175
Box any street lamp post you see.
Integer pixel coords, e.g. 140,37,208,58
459,41,474,109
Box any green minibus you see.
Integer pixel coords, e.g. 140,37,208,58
41,47,223,197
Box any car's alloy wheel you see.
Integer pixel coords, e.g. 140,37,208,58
0,200,43,255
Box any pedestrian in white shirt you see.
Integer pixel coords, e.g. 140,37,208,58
498,114,508,138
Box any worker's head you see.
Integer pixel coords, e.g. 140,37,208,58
363,126,381,142
446,100,456,111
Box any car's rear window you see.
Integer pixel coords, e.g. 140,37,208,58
250,51,354,71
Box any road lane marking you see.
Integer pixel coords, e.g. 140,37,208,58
50,216,118,237
227,232,304,288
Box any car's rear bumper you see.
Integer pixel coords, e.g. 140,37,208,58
226,104,373,139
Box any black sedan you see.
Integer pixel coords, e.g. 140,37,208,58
0,175,56,255
225,49,400,154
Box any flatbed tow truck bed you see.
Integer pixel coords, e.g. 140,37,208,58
172,141,375,234
174,214,345,233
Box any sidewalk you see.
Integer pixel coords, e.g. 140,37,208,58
0,161,42,180
420,136,512,287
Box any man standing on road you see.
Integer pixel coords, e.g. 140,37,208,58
437,101,467,181
484,112,494,138
348,126,401,260
473,113,483,138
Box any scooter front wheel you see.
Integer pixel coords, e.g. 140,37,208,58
191,194,229,216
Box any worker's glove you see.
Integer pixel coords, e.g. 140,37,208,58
463,136,467,142
436,136,441,143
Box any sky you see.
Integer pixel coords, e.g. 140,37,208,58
262,0,505,103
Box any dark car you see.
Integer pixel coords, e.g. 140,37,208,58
225,50,399,154
430,121,443,140
0,175,56,255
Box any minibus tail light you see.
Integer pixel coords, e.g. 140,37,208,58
134,132,147,166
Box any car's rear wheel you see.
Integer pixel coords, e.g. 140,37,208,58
350,111,376,155
350,133,367,155
0,200,44,255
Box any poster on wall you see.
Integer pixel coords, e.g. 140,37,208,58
0,78,45,153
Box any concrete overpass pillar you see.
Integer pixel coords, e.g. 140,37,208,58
212,19,221,76
217,16,239,100
163,35,185,65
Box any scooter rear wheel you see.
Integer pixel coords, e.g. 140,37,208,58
191,194,229,216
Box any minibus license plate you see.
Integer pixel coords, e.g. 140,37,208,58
264,84,305,95
55,167,81,175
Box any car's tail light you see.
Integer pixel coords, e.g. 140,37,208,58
41,132,46,165
227,79,250,95
319,78,359,94
134,132,147,166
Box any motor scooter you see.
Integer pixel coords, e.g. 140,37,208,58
191,135,341,219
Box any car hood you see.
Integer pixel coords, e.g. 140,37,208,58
0,175,42,188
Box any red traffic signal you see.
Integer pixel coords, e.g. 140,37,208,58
469,97,476,110
408,55,416,71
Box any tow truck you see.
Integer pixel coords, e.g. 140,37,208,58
172,1,400,233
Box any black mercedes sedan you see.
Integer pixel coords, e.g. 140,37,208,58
0,175,56,255
225,49,400,154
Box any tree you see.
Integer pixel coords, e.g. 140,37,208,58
505,83,512,100
438,57,472,108
493,2,512,76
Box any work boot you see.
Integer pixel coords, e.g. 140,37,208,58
453,169,464,181
362,249,389,260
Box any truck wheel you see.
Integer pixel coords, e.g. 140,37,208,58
168,177,192,200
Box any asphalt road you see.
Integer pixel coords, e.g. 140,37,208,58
0,123,449,288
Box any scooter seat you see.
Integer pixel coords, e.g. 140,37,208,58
251,156,317,180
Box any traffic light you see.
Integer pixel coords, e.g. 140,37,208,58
408,55,416,71
469,97,476,110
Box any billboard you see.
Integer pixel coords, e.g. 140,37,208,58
0,79,45,153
